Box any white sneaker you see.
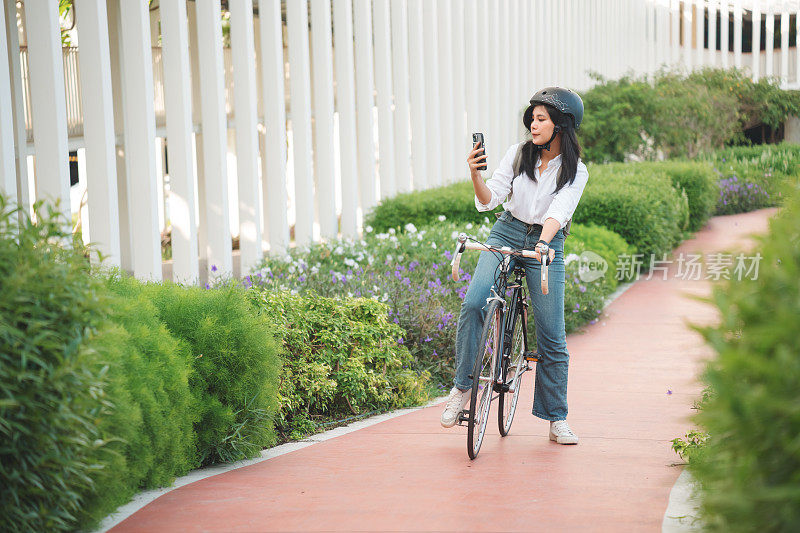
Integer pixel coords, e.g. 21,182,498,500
549,420,579,444
440,386,471,428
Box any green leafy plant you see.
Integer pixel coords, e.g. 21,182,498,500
686,179,800,531
0,197,110,532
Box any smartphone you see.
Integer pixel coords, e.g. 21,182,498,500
472,132,487,171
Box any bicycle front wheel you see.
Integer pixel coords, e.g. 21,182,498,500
498,305,526,436
467,300,501,460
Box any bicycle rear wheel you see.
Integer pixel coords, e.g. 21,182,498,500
467,300,501,460
498,304,526,436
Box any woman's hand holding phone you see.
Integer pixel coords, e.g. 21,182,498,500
468,141,487,177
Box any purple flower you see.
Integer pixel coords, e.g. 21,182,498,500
204,283,211,290
393,317,400,324
667,389,673,395
398,337,404,345
211,264,218,272
424,336,432,342
443,250,453,260
579,285,586,293
402,277,411,286
299,275,307,282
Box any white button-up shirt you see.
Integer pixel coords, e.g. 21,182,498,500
474,141,589,229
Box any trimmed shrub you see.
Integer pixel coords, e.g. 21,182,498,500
568,222,637,287
125,279,282,466
365,180,499,233
687,179,800,531
572,164,689,259
0,199,110,532
629,161,718,232
248,289,430,440
76,273,198,527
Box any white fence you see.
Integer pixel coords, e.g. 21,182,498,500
0,0,798,283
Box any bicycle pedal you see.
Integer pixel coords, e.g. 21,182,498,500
523,351,540,362
457,409,469,424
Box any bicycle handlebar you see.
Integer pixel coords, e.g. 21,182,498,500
450,233,549,294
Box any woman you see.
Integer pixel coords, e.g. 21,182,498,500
440,87,588,445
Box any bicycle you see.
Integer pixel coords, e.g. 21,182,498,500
449,232,551,459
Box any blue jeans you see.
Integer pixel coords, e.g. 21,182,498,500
453,210,570,421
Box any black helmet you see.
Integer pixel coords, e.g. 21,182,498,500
523,86,584,131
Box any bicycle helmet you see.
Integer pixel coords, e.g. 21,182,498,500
522,86,584,151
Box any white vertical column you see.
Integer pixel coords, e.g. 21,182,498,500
695,0,704,68
230,0,263,272
0,0,15,198
334,0,360,234
257,0,289,253
752,0,761,79
391,0,412,194
499,0,511,150
118,0,161,279
671,0,680,66
196,0,232,274
451,0,467,181
796,8,800,88
505,0,516,144
645,0,653,74
683,0,693,70
487,0,500,169
74,0,121,265
407,0,427,191
161,0,199,282
421,1,441,189
4,3,24,205
3,0,29,214
310,0,337,239
286,0,315,243
354,0,378,209
720,0,729,68
779,10,789,85
478,0,491,144
464,0,478,137
25,1,70,216
436,0,453,185
765,4,774,77
373,0,397,197
708,0,717,67
733,0,742,68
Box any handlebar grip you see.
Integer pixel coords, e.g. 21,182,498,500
451,250,462,281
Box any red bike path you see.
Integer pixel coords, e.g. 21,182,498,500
110,208,776,532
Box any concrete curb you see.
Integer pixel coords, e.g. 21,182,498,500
662,469,703,532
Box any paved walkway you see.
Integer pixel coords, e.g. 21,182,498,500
110,208,777,532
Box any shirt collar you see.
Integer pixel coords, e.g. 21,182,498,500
536,153,562,169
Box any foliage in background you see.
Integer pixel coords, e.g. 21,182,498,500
572,165,690,259
248,290,430,440
253,220,623,388
686,179,800,531
578,67,800,162
0,199,110,532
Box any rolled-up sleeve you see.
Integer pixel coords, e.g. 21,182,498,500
474,143,518,212
544,161,589,227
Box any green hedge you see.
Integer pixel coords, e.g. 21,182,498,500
572,164,689,259
365,180,500,233
0,200,111,532
625,161,717,232
365,160,710,257
110,276,283,466
688,179,800,531
79,276,197,527
568,222,637,287
248,289,430,440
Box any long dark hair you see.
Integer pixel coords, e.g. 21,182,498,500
511,103,582,195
